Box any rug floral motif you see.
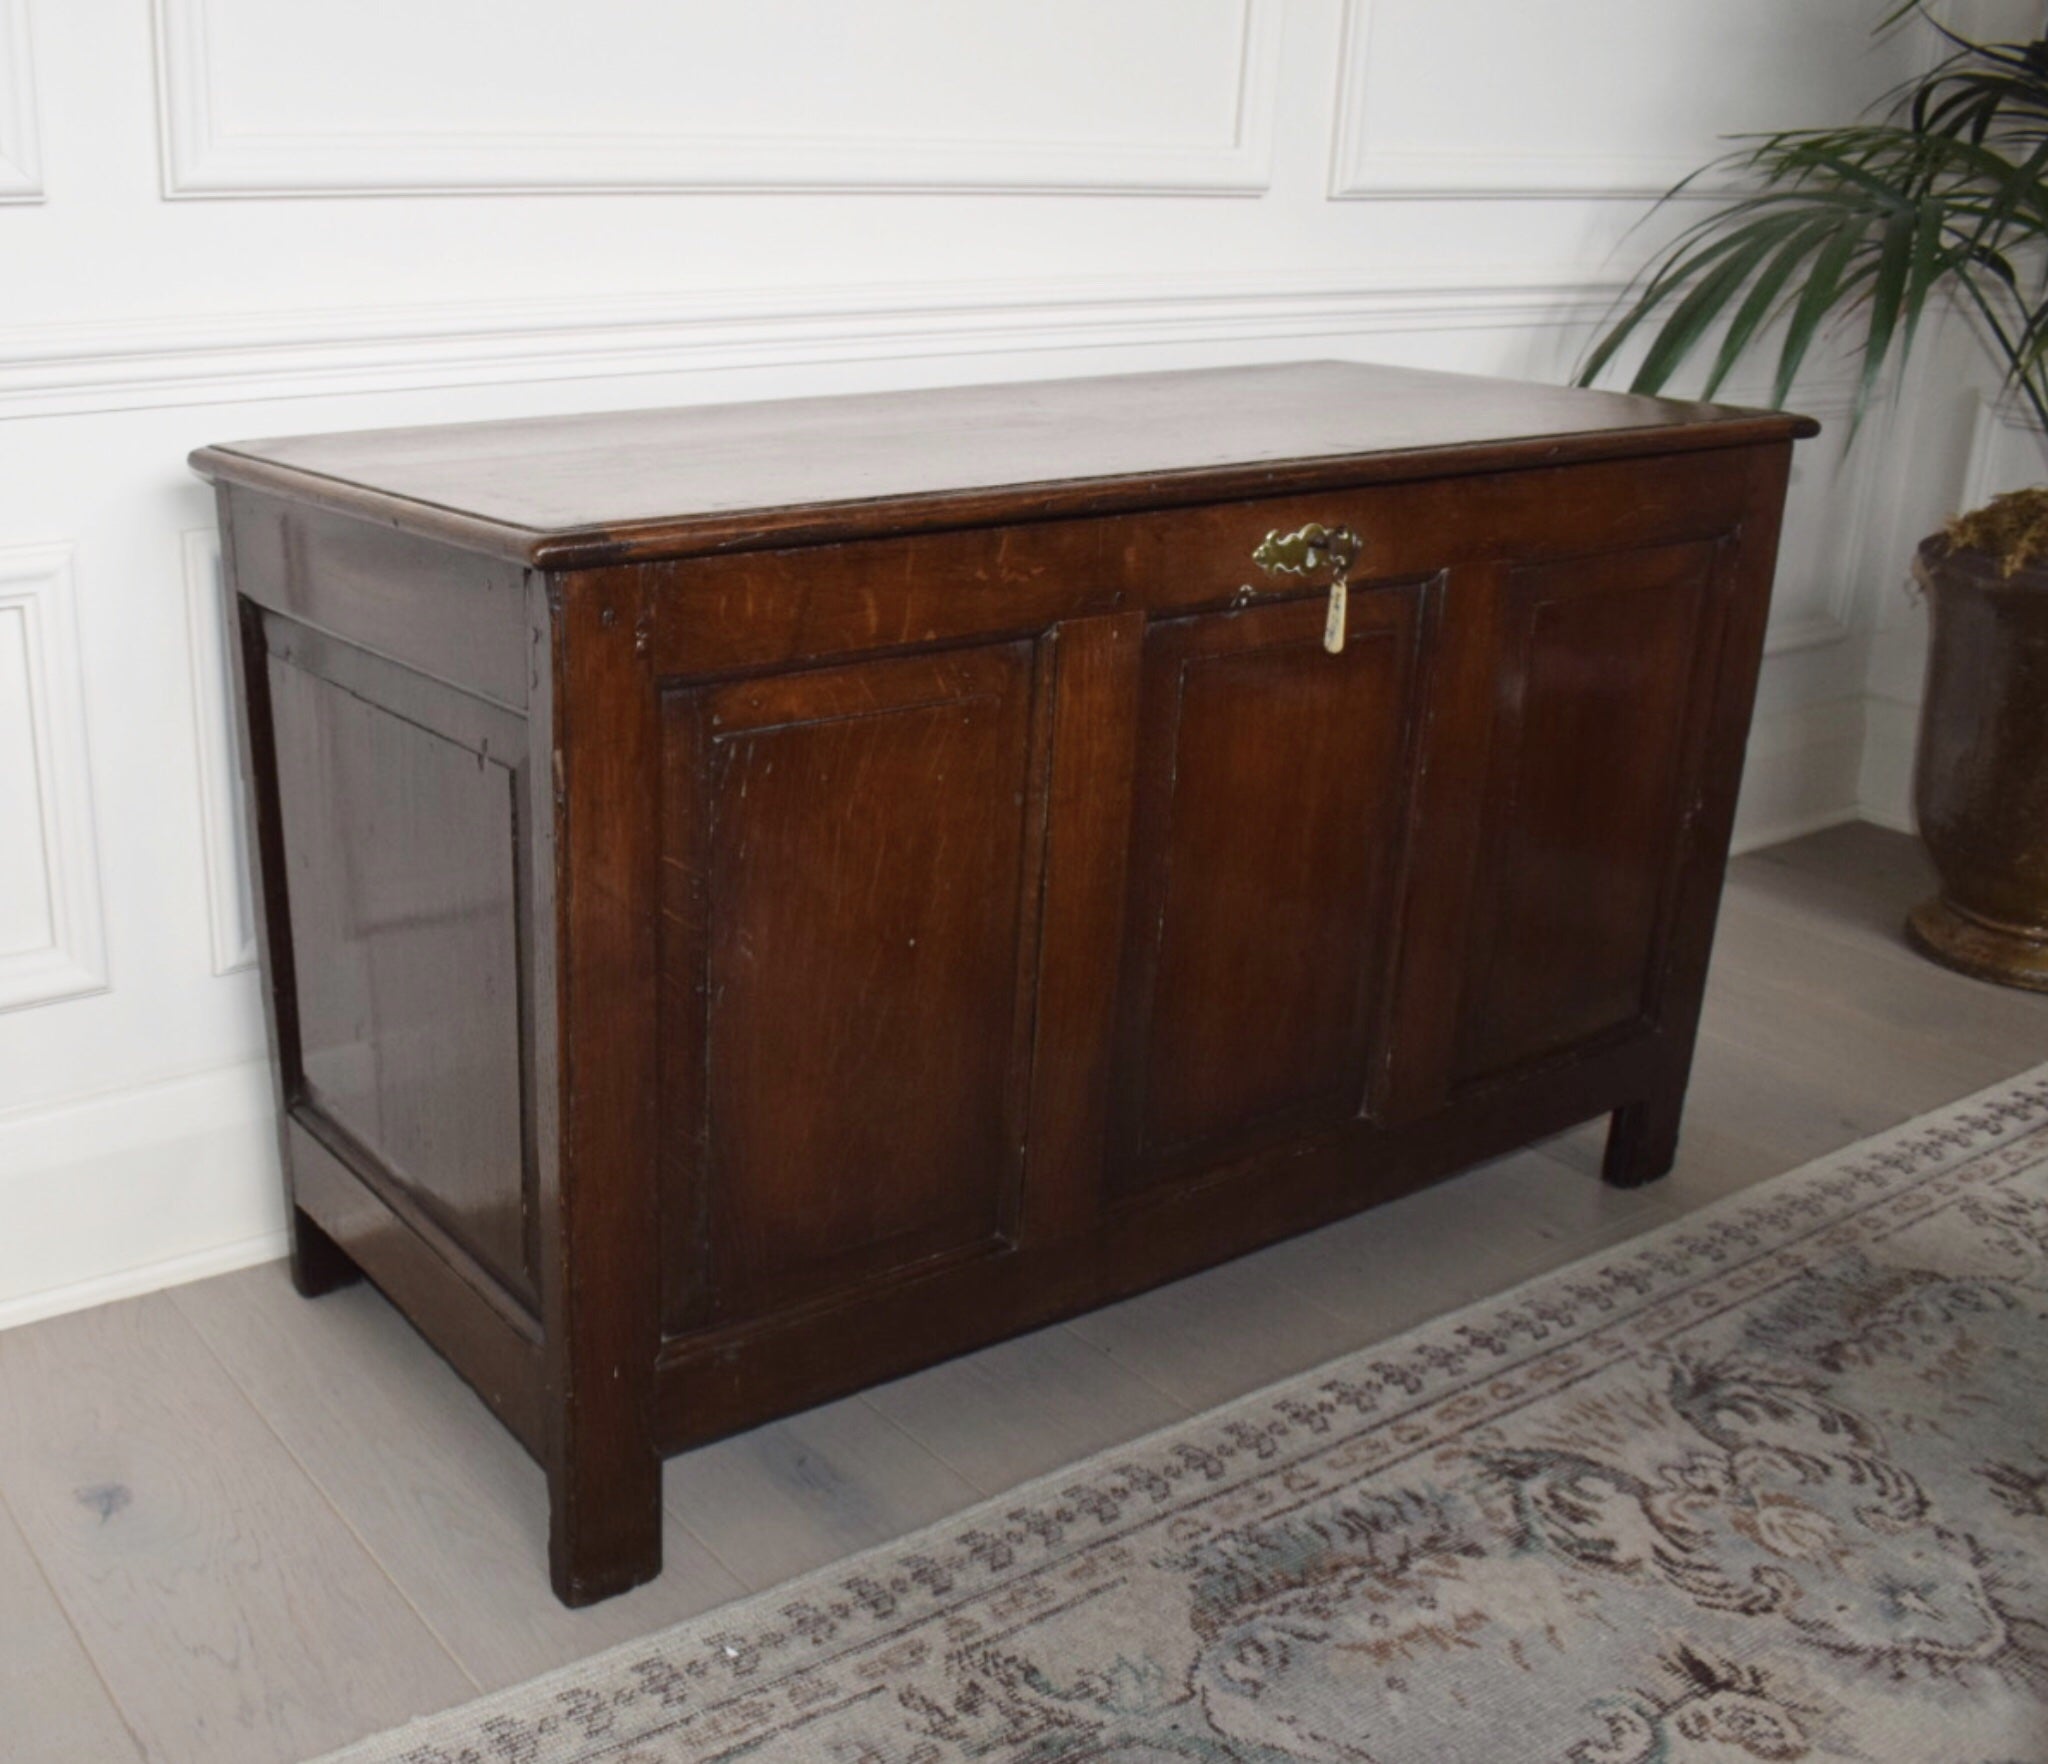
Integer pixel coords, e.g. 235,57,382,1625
324,1068,2048,1763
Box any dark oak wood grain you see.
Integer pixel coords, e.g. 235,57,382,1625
194,360,1814,567
267,619,534,1305
665,643,1041,1325
1454,539,1723,1084
1020,613,1144,1248
1601,441,1797,1188
196,362,1812,1605
1110,583,1429,1191
539,567,667,1605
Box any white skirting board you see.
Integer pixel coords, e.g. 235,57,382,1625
1856,695,1923,837
1727,696,1870,856
0,1060,287,1331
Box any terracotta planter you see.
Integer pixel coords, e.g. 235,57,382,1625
1908,534,2048,989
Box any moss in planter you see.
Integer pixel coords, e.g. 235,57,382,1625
1948,487,2048,577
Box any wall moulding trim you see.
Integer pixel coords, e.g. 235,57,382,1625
0,270,1628,421
181,530,255,976
1960,387,2048,515
1329,0,1748,200
1759,380,1882,659
153,0,1281,198
0,0,44,202
1729,695,1867,855
1856,691,1922,837
1332,147,1730,203
0,542,109,1013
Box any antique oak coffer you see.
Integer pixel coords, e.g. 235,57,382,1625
193,362,1815,1605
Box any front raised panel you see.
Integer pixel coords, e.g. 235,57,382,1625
1109,582,1432,1193
1454,538,1726,1084
659,641,1042,1330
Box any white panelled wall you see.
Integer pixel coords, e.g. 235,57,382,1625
0,0,2029,1326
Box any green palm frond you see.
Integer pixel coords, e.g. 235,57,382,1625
1581,10,2048,441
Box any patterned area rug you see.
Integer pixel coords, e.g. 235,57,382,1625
324,1068,2048,1763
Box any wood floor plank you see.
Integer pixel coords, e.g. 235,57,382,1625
864,1322,1188,1496
1245,1144,1655,1335
0,1294,474,1764
1423,1144,1669,1255
1543,1019,1924,1200
1249,1177,1531,1333
1705,981,2030,1134
1063,1244,1372,1412
0,1485,141,1764
662,1395,983,1592
1709,888,2048,1079
1735,820,1940,951
174,1265,747,1694
1556,1001,1918,1172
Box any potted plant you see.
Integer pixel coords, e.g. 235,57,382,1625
1580,5,2048,989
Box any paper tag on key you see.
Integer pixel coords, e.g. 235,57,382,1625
1323,569,1348,655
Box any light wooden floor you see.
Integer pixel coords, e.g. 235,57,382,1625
7,823,2048,1764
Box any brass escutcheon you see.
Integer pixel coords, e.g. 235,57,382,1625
1252,522,1362,579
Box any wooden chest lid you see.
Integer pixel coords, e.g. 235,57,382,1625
190,359,1816,569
